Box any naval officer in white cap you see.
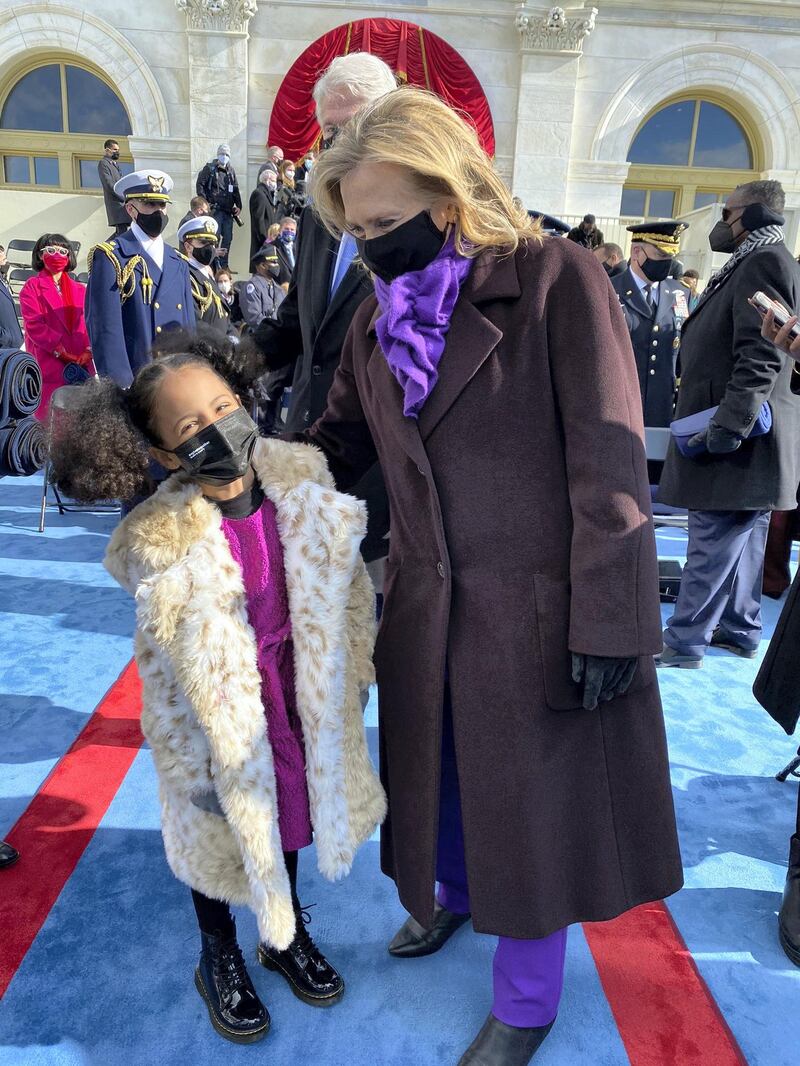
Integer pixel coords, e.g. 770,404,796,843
86,168,194,387
177,214,235,336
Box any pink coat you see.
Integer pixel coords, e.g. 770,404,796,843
19,270,94,419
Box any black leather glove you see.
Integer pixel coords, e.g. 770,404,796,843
687,419,743,455
571,654,638,710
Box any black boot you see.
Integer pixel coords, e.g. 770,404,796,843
0,842,19,869
194,924,270,1044
458,1014,554,1065
257,906,344,1006
388,902,471,958
779,834,800,967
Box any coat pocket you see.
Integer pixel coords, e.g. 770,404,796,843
532,572,652,711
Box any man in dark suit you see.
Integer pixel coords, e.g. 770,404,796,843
98,139,129,235
251,52,397,562
594,242,627,278
86,169,194,387
657,180,800,667
611,222,691,433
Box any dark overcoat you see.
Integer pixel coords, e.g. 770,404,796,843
308,237,683,939
254,206,388,562
658,243,800,511
611,267,691,428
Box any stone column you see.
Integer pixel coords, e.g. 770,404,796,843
511,4,597,214
175,0,256,273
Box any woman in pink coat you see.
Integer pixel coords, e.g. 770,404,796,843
19,234,94,419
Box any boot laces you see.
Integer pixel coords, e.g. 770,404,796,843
293,905,317,956
213,936,250,994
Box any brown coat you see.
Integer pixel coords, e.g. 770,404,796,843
308,237,683,939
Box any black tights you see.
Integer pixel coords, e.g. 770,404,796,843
191,850,299,938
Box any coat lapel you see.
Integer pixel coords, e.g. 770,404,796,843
620,268,653,320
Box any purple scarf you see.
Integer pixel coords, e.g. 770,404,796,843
373,238,473,418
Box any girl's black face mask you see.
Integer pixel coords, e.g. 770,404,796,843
168,407,258,484
355,210,446,283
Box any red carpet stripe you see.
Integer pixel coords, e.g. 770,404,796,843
0,661,143,999
584,901,748,1064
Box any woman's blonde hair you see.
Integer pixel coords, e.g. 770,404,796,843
267,222,281,242
311,87,538,257
278,159,295,190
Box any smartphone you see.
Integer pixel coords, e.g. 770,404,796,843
752,290,800,338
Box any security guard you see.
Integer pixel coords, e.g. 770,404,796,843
239,246,285,332
177,214,233,336
86,169,194,387
611,220,692,430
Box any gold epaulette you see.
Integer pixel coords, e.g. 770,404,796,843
190,274,229,319
87,242,153,306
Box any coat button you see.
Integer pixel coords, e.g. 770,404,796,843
155,325,162,333
154,301,160,309
651,355,657,362
177,303,182,310
312,365,322,376
652,340,658,347
417,465,425,475
653,325,659,332
649,368,656,375
436,561,445,578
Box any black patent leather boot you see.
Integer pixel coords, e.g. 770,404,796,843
779,834,800,967
257,906,344,1006
458,1014,554,1065
194,924,271,1043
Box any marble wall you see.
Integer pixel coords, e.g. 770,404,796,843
1,0,799,272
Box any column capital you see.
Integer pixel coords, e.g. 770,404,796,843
514,4,597,55
175,0,258,34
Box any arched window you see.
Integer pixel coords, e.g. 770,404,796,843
621,95,761,218
0,59,134,191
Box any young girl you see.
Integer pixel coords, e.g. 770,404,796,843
50,332,386,1044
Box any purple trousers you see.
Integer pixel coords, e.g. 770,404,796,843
435,694,567,1028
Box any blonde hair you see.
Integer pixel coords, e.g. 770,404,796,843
278,159,295,190
311,87,537,257
267,223,281,242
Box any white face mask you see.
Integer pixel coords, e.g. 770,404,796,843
219,281,232,294
218,154,230,166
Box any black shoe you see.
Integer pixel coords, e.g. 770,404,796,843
458,1014,554,1065
779,834,800,967
0,842,19,869
194,925,271,1044
655,645,703,669
388,901,471,959
710,629,758,659
257,906,344,1006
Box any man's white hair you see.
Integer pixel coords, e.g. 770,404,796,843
313,52,397,118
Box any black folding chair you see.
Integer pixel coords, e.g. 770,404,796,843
39,385,119,532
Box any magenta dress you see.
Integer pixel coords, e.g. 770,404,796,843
220,492,313,852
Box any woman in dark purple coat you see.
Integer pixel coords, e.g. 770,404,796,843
307,89,683,1065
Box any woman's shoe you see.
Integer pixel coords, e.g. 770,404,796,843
458,1014,554,1065
0,842,19,869
257,907,344,1006
195,924,271,1044
779,834,800,967
388,902,471,958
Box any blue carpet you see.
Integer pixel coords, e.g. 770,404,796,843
2,475,799,1064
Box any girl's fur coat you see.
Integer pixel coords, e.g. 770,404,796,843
105,437,386,949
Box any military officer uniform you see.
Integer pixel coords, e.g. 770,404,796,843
611,221,692,430
86,169,194,387
177,215,234,336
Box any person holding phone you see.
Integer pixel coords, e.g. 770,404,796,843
757,301,800,357
656,180,800,668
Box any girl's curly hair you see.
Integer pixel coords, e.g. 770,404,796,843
48,326,267,503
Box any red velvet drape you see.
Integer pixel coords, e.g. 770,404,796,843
267,18,495,161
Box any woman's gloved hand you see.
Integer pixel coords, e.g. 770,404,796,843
571,654,638,710
687,420,742,454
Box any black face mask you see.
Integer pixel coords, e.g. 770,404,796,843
709,202,785,254
169,407,258,484
192,244,217,267
267,263,281,280
110,151,120,161
601,261,612,275
135,209,167,239
639,254,674,283
356,210,446,283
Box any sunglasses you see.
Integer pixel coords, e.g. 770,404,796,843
42,245,70,256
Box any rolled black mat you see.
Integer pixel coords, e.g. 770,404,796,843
0,347,42,423
0,416,45,476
